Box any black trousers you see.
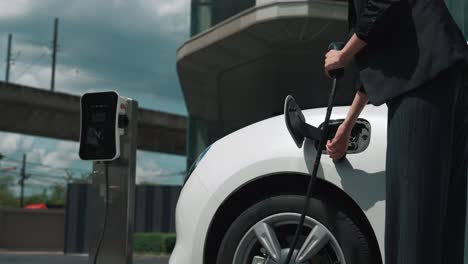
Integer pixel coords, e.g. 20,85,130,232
385,61,468,264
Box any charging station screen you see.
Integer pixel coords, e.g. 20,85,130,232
79,92,118,160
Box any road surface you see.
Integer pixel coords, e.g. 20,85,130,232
0,253,169,264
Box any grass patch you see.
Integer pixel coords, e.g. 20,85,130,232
134,233,176,254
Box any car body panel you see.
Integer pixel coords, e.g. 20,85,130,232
170,104,388,264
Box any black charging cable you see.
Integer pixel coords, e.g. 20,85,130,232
93,161,110,264
283,43,344,264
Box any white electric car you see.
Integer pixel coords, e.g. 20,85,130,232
171,34,468,262
170,99,388,264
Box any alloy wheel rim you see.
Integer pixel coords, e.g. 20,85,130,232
232,212,346,264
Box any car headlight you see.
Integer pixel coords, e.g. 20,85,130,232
184,145,212,185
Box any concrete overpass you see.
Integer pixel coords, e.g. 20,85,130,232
0,82,186,155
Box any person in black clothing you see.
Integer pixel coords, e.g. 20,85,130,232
324,0,468,263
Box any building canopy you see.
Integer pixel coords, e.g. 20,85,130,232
178,0,359,139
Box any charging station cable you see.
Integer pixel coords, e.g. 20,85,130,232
283,43,344,264
93,162,110,264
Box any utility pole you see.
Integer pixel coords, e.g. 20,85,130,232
5,33,11,83
19,153,27,208
50,18,58,92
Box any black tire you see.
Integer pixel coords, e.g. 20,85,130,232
216,195,380,264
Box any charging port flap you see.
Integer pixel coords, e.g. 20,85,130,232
284,95,322,148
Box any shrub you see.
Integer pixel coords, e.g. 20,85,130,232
134,233,176,254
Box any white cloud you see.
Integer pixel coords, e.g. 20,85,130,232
149,0,189,16
11,59,102,94
2,0,190,111
158,4,184,16
0,133,35,155
138,0,190,32
14,42,49,55
0,0,191,37
0,0,33,19
20,137,34,150
41,141,79,168
0,0,188,185
12,62,50,88
0,134,21,153
28,148,47,163
39,0,192,34
136,158,166,184
135,150,186,185
0,132,81,174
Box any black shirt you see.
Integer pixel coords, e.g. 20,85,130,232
348,0,402,94
346,0,468,105
348,0,397,44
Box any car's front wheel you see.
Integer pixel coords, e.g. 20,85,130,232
216,195,378,264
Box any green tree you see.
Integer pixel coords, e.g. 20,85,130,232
0,175,18,208
24,193,47,205
47,184,66,205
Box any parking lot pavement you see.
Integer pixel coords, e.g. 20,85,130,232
0,253,169,264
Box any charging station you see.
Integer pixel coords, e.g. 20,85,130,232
79,91,138,264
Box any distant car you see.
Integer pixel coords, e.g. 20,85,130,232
24,203,47,209
170,101,388,264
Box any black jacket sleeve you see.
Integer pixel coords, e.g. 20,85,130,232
355,0,400,43
354,71,367,94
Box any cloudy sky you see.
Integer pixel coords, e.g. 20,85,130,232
0,0,191,191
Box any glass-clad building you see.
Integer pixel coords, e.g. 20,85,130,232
190,0,256,35
186,0,257,167
182,0,468,168
190,0,468,36
447,0,468,37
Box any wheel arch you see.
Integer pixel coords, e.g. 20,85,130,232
203,172,383,264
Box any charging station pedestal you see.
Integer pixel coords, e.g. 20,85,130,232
80,92,138,264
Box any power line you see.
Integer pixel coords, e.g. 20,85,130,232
2,157,91,173
3,158,185,179
27,177,63,185
25,171,68,180
145,171,186,177
23,39,49,47
11,50,21,62
2,157,183,180
10,164,90,179
70,53,173,77
5,170,84,183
